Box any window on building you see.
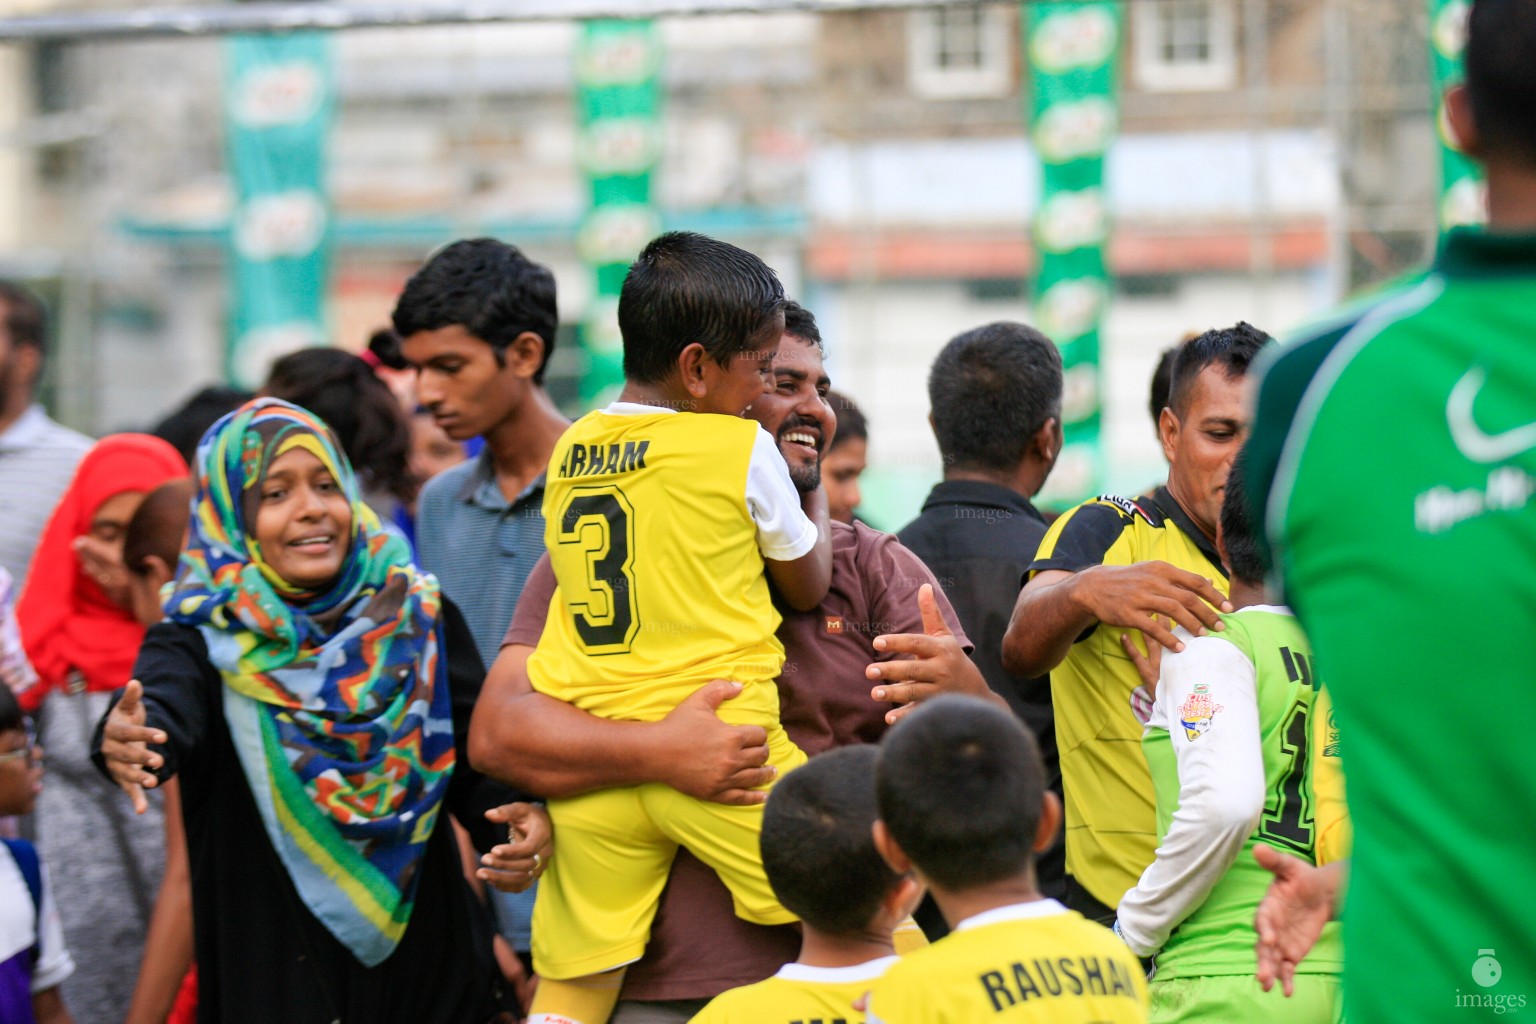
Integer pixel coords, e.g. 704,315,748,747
908,5,1013,99
1133,0,1237,92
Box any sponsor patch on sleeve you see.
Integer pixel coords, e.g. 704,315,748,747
1178,684,1224,740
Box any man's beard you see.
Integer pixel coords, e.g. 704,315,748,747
785,457,820,494
776,415,822,493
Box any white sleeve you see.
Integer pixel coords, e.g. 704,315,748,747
1115,635,1266,957
744,426,818,561
31,862,75,993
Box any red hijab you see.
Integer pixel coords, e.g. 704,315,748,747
16,434,187,712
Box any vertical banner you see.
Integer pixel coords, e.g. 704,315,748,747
575,20,663,407
224,33,334,389
1427,0,1484,229
1025,1,1121,506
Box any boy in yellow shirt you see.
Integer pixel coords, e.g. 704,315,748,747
868,697,1148,1024
689,745,922,1024
525,232,833,1024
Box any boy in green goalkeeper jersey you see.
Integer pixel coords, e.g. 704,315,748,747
1245,1,1536,1018
1114,451,1342,1023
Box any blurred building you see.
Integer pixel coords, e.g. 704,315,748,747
0,0,1439,520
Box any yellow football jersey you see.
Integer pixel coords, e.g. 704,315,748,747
867,901,1148,1024
690,957,899,1024
1312,684,1351,865
527,407,787,729
1028,489,1229,909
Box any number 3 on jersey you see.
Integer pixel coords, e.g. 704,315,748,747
556,485,639,654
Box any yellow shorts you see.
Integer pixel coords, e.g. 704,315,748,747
531,724,806,979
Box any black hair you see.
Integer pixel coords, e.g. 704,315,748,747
1167,322,1270,417
0,681,20,735
392,238,559,384
827,390,867,448
0,281,46,354
124,478,195,578
618,231,785,386
761,745,902,936
1219,447,1269,585
367,327,409,371
782,299,823,353
876,695,1044,892
1149,346,1178,434
927,322,1063,474
1465,0,1536,166
263,348,415,504
150,385,254,466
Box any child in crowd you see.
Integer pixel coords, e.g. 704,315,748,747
867,696,1148,1023
524,231,832,1024
119,478,200,1024
689,746,922,1024
0,681,75,1024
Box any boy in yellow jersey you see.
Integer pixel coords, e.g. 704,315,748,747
525,232,833,1024
868,697,1148,1024
689,745,923,1024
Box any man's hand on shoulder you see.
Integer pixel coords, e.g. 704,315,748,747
1074,561,1232,653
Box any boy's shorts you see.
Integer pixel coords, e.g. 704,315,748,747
1149,973,1343,1024
531,723,806,980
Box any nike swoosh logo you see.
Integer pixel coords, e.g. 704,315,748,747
1447,367,1536,463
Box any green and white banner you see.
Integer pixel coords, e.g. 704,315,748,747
1025,0,1121,506
575,20,663,406
224,33,334,389
1427,0,1485,230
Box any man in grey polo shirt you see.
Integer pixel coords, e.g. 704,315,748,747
393,239,570,669
0,281,92,586
392,238,570,1001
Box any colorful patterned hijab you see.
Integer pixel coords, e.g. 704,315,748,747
165,398,454,967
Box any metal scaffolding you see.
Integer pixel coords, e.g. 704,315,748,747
3,0,956,43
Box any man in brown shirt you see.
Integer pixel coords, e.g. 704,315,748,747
469,302,1002,1023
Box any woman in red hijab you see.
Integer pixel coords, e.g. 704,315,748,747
16,433,186,1024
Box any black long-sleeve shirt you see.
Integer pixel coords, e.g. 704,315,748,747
96,599,519,1024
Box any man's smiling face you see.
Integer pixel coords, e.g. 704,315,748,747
748,332,834,494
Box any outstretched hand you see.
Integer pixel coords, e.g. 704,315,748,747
1254,845,1344,997
868,584,998,725
479,802,554,894
1078,561,1231,653
100,679,166,814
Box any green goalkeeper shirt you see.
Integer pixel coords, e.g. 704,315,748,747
1117,607,1343,980
1248,227,1536,1020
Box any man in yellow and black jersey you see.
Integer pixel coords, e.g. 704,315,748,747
1002,324,1269,922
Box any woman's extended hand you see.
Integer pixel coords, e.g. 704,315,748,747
100,679,166,814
